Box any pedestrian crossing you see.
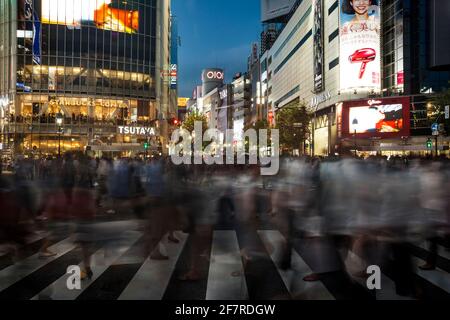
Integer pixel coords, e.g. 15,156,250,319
1,222,450,300
119,233,188,300
33,232,142,300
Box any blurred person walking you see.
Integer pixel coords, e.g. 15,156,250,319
71,154,98,280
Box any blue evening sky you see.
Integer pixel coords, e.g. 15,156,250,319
172,0,261,97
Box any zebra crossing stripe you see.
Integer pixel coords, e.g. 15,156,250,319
0,233,45,258
206,231,248,300
0,237,76,293
118,232,188,300
418,242,450,261
345,250,413,300
258,230,334,300
412,257,450,293
31,231,142,300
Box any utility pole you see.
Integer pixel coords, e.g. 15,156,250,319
435,134,439,158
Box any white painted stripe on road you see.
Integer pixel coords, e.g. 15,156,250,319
32,231,142,300
346,251,413,300
258,230,334,300
0,233,45,258
413,257,450,294
0,237,76,292
206,231,248,300
118,232,188,300
418,242,450,261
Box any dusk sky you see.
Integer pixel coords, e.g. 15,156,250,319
172,0,261,97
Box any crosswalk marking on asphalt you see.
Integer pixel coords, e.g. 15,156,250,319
206,231,248,300
345,251,413,300
412,257,450,294
118,232,188,300
418,242,450,261
0,237,77,293
0,233,45,258
258,230,334,300
32,231,142,300
1,226,450,300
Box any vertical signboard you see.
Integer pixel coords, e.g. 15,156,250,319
170,64,177,89
33,9,42,65
313,0,324,93
339,0,381,92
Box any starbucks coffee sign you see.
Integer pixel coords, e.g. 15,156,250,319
118,126,157,136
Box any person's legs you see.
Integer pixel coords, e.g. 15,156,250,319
419,237,438,270
149,201,169,260
280,210,294,270
81,242,93,279
392,242,415,296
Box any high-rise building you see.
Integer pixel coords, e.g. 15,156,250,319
0,0,171,157
232,73,252,139
260,0,450,156
260,23,283,54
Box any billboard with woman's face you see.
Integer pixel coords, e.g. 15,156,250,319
339,0,381,92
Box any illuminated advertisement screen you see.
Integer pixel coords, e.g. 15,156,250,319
339,0,381,92
41,0,139,34
313,0,324,93
342,97,410,138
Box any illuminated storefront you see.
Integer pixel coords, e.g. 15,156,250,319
0,0,171,157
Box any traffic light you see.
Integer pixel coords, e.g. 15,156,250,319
426,138,433,150
144,142,149,150
169,118,180,126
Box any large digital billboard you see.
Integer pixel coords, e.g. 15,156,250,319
41,0,139,34
261,0,296,23
339,0,381,92
342,97,410,139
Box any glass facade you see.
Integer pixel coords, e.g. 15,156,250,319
1,0,166,156
382,0,450,95
17,0,157,99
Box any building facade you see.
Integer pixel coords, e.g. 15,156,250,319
261,0,450,157
231,72,252,141
0,0,171,158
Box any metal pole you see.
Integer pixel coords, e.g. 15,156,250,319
58,127,61,157
435,134,438,158
354,129,357,157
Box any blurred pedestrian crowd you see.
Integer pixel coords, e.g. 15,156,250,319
1,153,449,298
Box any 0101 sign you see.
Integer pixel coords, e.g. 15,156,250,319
206,71,224,80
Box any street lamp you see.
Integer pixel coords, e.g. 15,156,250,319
56,113,63,157
352,118,359,157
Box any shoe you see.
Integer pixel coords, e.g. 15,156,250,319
39,251,57,258
353,270,369,278
303,273,321,282
35,215,49,222
418,263,436,271
231,271,243,277
168,236,180,244
150,252,169,260
178,272,201,281
81,268,93,280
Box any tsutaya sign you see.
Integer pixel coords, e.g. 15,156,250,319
118,126,157,136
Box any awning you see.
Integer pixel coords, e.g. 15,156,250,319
88,144,145,152
359,145,448,152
